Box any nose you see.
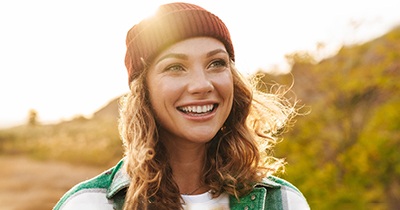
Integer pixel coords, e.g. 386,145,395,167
187,69,214,95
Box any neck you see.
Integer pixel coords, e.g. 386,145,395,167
163,139,208,195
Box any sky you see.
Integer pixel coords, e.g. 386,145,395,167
1,0,400,128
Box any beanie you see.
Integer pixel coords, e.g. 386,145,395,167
124,2,234,85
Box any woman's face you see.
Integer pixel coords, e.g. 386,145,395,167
146,37,234,145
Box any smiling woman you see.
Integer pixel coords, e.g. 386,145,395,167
53,2,310,210
147,37,234,145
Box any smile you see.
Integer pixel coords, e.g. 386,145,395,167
177,104,217,115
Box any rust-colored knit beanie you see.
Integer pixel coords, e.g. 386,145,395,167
124,2,234,85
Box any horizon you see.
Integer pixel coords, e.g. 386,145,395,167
1,0,400,128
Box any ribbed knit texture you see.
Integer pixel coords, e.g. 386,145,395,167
124,2,234,85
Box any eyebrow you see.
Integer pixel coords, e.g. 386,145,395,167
155,48,228,65
155,53,188,65
206,49,228,57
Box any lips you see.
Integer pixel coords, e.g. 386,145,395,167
177,104,217,115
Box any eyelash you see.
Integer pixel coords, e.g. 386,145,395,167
209,59,227,69
165,64,184,72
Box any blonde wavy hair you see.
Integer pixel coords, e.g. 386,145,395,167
118,62,299,210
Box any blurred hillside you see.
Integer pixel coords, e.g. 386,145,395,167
92,97,120,121
0,26,399,210
257,25,400,209
0,97,122,210
0,96,123,167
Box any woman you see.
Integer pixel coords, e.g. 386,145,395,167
54,2,310,210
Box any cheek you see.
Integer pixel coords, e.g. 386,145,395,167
148,77,182,111
155,79,182,100
213,73,234,114
216,73,234,99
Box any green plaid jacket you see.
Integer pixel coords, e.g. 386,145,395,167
54,159,310,210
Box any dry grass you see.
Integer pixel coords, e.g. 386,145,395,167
0,155,108,210
0,117,123,209
0,117,123,167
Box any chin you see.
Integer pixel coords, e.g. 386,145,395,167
186,133,218,143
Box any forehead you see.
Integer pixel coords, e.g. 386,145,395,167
155,37,227,59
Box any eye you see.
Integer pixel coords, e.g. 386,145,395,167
165,64,185,72
208,59,228,69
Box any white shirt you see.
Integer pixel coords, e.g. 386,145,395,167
181,191,230,210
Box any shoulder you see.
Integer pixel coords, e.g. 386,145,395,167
55,189,114,210
262,176,303,194
259,176,310,210
53,159,128,210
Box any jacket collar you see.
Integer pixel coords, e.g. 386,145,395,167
105,159,281,200
106,159,130,199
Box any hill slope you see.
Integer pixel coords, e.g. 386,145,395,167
256,25,400,209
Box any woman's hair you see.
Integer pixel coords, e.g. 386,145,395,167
118,62,299,210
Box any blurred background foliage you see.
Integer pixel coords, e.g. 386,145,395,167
0,103,123,167
1,26,399,209
265,26,400,210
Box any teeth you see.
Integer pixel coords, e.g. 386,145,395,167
180,104,214,113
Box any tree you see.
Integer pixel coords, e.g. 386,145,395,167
28,109,38,126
